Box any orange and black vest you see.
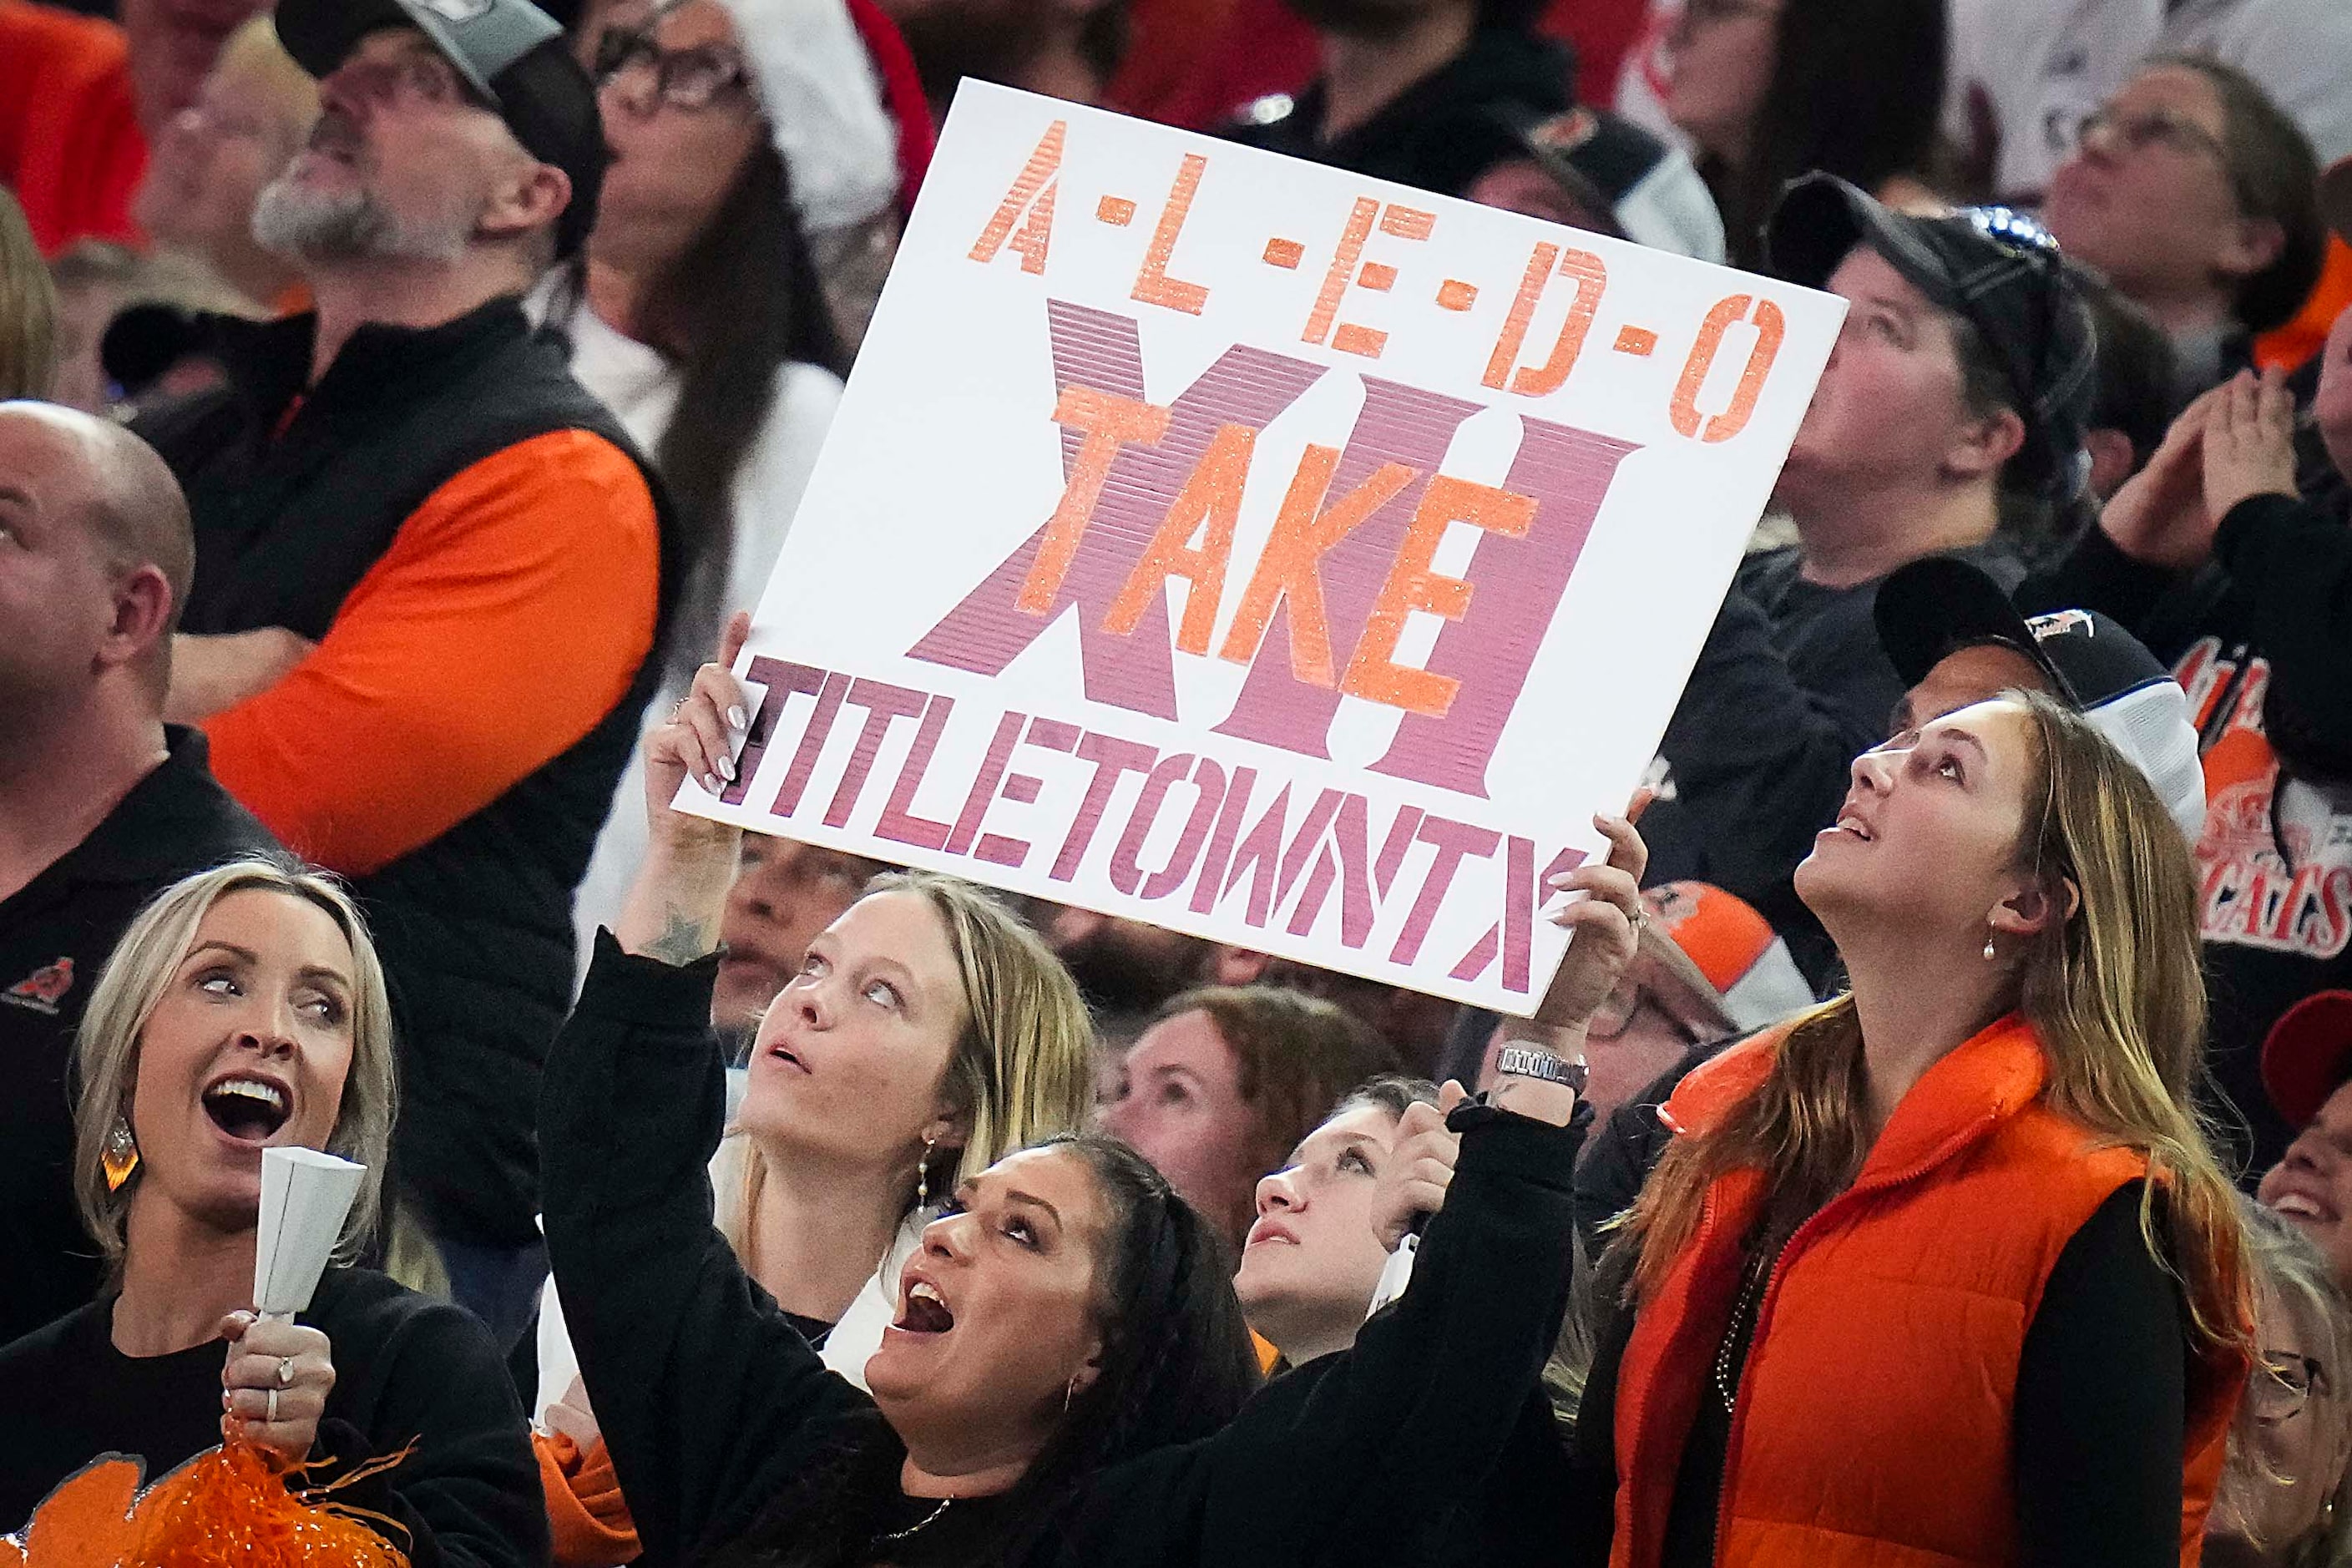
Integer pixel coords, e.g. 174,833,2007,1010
1610,1015,2245,1568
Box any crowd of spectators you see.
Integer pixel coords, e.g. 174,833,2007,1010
5,0,2352,1560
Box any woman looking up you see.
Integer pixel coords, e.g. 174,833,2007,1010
535,614,1098,1563
1566,692,2253,1568
553,0,900,958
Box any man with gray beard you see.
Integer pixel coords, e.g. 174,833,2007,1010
132,0,679,1349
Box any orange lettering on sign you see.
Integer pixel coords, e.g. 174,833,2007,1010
1219,446,1416,685
969,120,1066,275
1302,198,1379,349
1341,476,1536,717
1301,200,1435,361
1016,385,1174,614
1103,422,1257,651
1482,245,1607,396
1130,154,1213,315
1672,294,1788,442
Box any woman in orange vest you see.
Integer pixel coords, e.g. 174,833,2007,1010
1565,689,2253,1568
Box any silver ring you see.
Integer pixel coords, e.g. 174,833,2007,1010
266,1387,281,1423
276,1356,296,1387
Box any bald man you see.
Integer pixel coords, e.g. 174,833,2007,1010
0,400,278,1343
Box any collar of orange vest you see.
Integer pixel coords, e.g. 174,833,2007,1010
1658,1012,2052,1186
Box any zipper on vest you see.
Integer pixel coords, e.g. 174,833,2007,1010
1711,1110,2002,1558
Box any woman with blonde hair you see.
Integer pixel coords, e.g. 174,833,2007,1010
0,858,544,1564
1559,690,2253,1568
0,185,55,397
535,615,1099,1562
2209,1199,2352,1568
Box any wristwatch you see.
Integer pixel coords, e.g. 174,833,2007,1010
1495,1044,1589,1095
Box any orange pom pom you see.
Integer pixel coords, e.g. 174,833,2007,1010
8,1441,412,1568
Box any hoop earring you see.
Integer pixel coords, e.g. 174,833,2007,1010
103,1115,139,1192
917,1133,935,1210
1064,1374,1078,1414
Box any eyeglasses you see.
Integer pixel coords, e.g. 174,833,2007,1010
1586,977,1707,1045
592,28,754,111
2253,1351,2329,1426
2076,106,2231,168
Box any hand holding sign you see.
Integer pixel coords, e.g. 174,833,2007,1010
1527,792,1652,1034
621,612,756,965
646,611,756,835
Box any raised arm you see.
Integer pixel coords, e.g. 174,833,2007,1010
1065,808,1645,1565
541,917,870,1560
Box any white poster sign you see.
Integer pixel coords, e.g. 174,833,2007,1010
681,83,1846,1014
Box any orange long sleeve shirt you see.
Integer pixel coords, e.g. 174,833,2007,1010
203,429,661,878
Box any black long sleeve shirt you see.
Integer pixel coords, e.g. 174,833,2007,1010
539,933,1588,1568
2023,497,2352,1176
0,1267,546,1568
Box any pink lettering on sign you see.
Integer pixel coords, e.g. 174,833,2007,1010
1369,417,1641,797
906,301,1327,721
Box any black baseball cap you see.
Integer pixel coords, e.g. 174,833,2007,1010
1766,173,2096,500
1875,556,2158,708
275,0,604,260
1874,555,2208,839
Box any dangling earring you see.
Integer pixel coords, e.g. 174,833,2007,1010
1983,934,1999,962
917,1133,935,1210
1064,1374,1079,1414
103,1115,139,1192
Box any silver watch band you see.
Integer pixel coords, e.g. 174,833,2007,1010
1495,1044,1589,1094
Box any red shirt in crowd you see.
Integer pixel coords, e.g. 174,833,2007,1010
0,0,146,255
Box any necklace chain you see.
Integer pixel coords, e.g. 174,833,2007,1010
875,1495,953,1545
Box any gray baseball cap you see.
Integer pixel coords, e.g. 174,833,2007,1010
275,0,604,260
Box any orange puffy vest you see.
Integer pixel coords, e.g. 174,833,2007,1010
1610,1015,2246,1568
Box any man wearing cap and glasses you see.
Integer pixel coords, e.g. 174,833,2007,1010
130,0,678,1346
1641,172,2097,988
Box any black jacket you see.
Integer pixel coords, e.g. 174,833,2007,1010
134,299,680,1247
0,1267,547,1568
1220,27,1571,199
0,729,276,1343
539,934,1586,1568
2022,495,2352,1175
1645,541,2023,988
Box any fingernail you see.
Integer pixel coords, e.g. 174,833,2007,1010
726,706,747,732
703,774,723,795
717,755,736,782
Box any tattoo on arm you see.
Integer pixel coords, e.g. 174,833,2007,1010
644,903,721,966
